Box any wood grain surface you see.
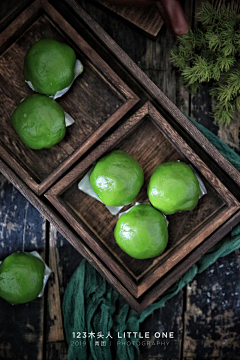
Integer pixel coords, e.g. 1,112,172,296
0,0,33,33
0,174,46,360
183,252,240,359
95,0,163,37
0,4,138,195
0,0,240,359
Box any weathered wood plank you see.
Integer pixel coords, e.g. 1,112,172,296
46,342,68,360
47,225,65,344
46,224,83,360
81,0,191,113
138,0,193,114
183,251,240,359
139,290,183,359
94,0,163,37
0,0,33,32
0,175,46,360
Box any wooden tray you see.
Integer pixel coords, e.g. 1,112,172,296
46,102,240,298
0,0,240,311
1,156,240,313
0,0,139,195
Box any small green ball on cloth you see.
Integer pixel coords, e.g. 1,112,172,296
0,252,45,305
90,150,144,206
11,94,66,150
24,39,76,96
148,161,200,215
114,204,168,259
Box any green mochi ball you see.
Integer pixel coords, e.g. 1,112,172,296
24,39,76,95
0,252,45,305
148,162,200,215
114,204,168,259
11,94,66,150
90,150,144,206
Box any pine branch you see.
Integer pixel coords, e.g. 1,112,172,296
171,1,240,126
236,96,240,112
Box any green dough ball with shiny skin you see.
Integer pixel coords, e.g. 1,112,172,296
0,252,45,305
90,150,144,206
114,204,168,259
11,94,66,150
24,39,76,95
148,162,200,215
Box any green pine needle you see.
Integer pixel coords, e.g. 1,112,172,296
171,1,240,126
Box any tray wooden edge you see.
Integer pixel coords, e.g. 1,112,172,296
1,157,240,313
45,101,240,298
148,103,239,208
0,0,42,50
45,103,150,298
137,209,240,312
45,102,149,197
0,157,139,308
0,0,140,196
65,0,240,189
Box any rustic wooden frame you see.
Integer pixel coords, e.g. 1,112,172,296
63,0,240,190
1,157,240,312
45,102,240,298
0,0,240,312
0,0,139,196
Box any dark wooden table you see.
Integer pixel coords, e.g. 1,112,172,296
0,1,240,359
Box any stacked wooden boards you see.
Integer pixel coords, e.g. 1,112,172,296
0,0,240,312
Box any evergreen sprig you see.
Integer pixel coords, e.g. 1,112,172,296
171,2,240,125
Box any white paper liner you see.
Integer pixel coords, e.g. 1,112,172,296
194,170,207,198
118,202,141,218
118,202,169,227
25,59,84,99
189,165,207,198
64,112,75,127
78,166,130,215
0,251,51,301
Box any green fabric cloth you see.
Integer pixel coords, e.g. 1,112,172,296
63,117,240,360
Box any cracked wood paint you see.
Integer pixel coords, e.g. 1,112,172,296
0,175,46,360
184,251,240,359
46,224,83,359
